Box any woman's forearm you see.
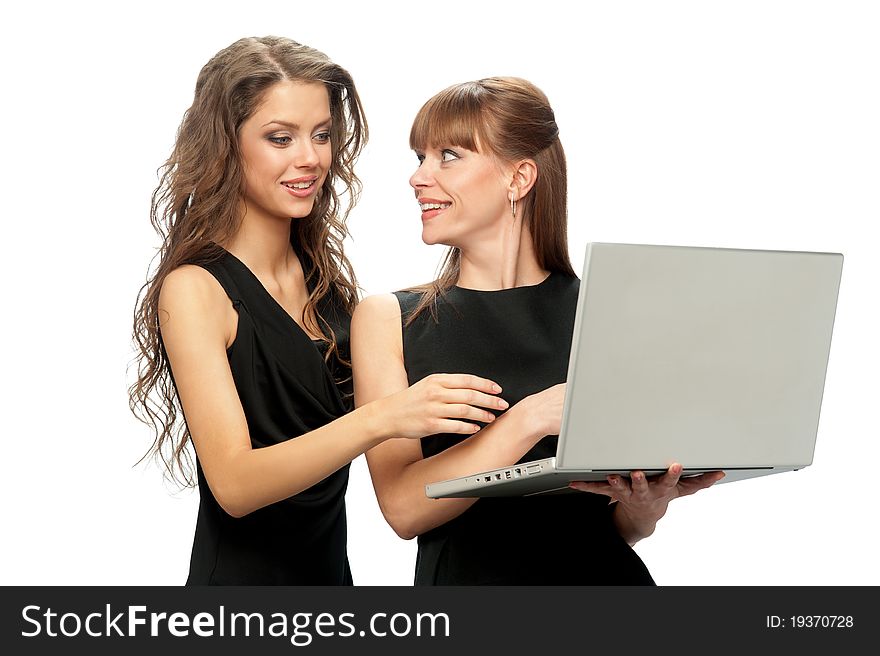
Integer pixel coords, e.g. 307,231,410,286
209,401,389,518
372,403,545,539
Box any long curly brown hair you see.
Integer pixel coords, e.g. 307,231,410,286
129,36,368,486
406,77,574,323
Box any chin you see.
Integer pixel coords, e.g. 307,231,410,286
421,226,452,247
286,201,317,219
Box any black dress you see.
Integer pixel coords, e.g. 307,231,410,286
183,247,353,585
394,272,655,585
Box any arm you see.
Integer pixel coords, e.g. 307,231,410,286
160,267,505,519
352,294,563,540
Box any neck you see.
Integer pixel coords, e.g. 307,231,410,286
455,216,549,290
223,204,299,279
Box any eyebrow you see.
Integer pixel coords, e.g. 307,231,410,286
261,117,333,129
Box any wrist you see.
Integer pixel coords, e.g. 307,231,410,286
356,396,393,447
613,502,657,545
507,400,546,447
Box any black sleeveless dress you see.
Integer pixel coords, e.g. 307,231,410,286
394,272,655,585
182,247,353,585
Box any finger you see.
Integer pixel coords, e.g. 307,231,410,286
628,471,648,497
440,388,509,411
606,474,632,500
569,481,617,500
569,481,606,493
658,462,684,489
700,470,726,485
445,403,498,424
678,471,726,496
437,373,503,395
430,419,485,435
692,471,726,486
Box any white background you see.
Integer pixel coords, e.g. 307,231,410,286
1,0,877,586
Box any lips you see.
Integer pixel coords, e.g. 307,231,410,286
418,197,451,211
282,176,317,188
418,197,451,222
281,177,319,198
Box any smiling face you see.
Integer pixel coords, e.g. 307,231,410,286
409,142,512,247
237,80,333,223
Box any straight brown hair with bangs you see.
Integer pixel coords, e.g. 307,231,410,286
406,77,574,323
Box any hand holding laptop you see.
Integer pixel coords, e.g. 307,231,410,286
570,464,726,544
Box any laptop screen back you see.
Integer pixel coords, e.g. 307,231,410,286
556,243,843,472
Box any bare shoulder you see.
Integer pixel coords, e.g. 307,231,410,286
159,264,226,309
351,294,404,359
158,264,233,346
352,293,402,332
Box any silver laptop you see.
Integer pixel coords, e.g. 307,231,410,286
426,243,843,499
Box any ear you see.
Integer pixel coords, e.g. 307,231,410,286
507,159,538,202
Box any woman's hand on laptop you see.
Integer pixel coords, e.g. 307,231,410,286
569,464,725,545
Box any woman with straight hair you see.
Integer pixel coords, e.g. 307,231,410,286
352,77,723,585
130,37,504,585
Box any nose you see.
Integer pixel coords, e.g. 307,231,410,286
293,139,320,169
409,161,434,190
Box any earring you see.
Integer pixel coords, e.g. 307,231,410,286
510,196,517,218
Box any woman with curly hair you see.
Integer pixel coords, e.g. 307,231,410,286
130,36,504,585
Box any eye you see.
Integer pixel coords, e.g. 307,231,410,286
313,131,331,143
268,135,291,146
441,149,460,162
415,152,426,164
